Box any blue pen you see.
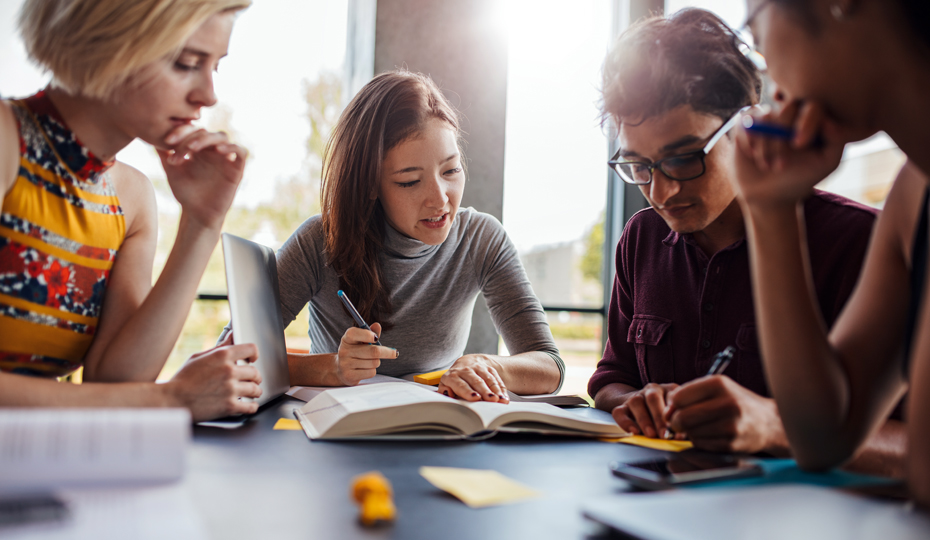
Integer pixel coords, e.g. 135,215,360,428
337,290,383,346
741,115,825,148
741,115,794,140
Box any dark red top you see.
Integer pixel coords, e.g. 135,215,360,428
588,190,878,399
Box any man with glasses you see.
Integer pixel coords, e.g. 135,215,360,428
588,8,904,472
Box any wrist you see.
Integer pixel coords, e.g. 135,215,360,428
479,354,505,376
177,211,225,240
156,381,185,409
327,353,347,386
743,201,804,240
741,198,802,222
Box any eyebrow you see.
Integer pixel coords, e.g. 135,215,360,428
391,153,459,175
618,135,703,160
660,135,702,153
180,48,209,58
179,48,228,60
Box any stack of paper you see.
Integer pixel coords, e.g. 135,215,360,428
0,408,190,491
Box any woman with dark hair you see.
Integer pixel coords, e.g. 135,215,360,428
731,0,930,505
274,70,563,401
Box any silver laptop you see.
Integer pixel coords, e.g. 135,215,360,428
222,233,290,407
582,485,930,540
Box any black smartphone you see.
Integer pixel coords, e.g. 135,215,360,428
0,495,70,528
610,454,763,490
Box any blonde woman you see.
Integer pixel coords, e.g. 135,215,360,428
0,0,262,420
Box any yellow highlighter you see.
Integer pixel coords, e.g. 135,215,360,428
413,369,448,386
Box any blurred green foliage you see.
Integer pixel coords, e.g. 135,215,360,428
579,210,604,284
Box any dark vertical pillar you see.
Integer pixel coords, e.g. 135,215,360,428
371,0,509,354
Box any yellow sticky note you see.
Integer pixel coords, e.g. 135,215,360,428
413,369,447,386
602,434,693,452
274,418,302,430
419,466,540,508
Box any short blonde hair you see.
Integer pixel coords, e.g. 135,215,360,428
19,0,251,99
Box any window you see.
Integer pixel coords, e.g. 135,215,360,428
499,0,614,396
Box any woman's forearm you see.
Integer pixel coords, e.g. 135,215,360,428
287,353,342,386
88,214,221,382
485,351,561,395
287,350,562,394
0,372,171,408
743,202,851,468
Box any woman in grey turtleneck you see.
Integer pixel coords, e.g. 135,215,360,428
278,70,564,402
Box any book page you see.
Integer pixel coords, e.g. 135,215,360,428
296,383,467,438
295,384,624,438
303,382,448,414
286,374,436,403
506,391,589,407
464,400,626,436
0,409,190,492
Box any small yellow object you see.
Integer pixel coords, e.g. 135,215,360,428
601,434,694,452
413,369,448,386
351,471,396,526
273,418,302,430
419,466,540,508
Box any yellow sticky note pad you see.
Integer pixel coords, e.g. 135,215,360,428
273,418,302,430
419,466,540,508
413,369,447,386
602,434,693,452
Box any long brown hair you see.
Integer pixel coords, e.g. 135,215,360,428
321,70,462,329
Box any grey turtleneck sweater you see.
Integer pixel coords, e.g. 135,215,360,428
274,207,564,390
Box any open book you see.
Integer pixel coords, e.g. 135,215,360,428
293,383,627,440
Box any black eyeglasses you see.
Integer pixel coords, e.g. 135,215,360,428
607,106,750,185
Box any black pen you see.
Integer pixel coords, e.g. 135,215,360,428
662,346,736,440
337,290,383,346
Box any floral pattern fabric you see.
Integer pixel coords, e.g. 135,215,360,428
0,91,125,378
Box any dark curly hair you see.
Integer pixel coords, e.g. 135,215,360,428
600,8,762,127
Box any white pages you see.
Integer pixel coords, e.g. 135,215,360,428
0,408,191,492
294,383,625,440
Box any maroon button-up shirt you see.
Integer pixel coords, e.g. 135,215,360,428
588,190,878,399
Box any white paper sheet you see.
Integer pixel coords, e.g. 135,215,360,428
0,409,190,492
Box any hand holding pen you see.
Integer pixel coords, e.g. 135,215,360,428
339,290,382,346
732,100,847,207
334,290,398,386
662,346,735,440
